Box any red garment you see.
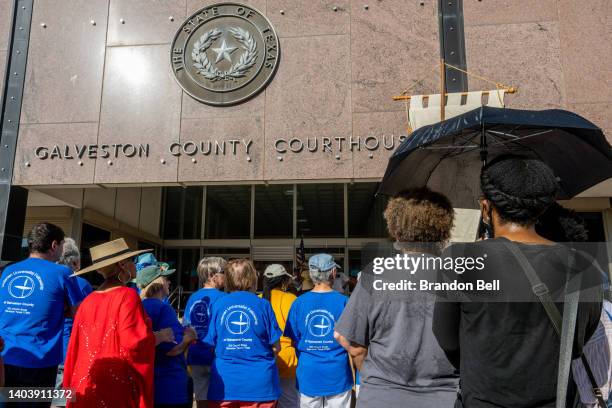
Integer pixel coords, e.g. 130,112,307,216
63,286,156,408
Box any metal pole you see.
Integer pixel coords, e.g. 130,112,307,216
0,0,33,261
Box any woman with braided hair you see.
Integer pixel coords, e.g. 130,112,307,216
433,155,604,408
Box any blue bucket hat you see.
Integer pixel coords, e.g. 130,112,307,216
135,253,174,273
308,253,340,273
135,253,176,288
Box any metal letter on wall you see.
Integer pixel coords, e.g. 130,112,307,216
0,0,33,261
438,0,468,92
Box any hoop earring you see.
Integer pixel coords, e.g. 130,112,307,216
117,269,131,285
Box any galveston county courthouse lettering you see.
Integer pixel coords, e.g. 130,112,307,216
32,134,406,160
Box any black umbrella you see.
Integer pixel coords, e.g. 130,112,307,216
378,106,612,208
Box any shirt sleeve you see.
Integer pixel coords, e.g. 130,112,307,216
63,270,85,306
265,301,282,346
334,281,371,347
77,277,93,298
283,302,299,343
157,304,184,354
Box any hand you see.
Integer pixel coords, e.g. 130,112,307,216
154,327,175,345
183,326,197,344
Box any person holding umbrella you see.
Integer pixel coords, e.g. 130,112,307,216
432,155,604,407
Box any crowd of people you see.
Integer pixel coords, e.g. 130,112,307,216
0,155,610,408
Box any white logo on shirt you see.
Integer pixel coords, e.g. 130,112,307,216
8,276,35,299
225,310,250,335
307,314,332,337
190,301,210,324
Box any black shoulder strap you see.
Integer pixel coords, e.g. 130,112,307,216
504,241,605,408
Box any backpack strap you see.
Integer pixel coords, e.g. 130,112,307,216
503,241,605,408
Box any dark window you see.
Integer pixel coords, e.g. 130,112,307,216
296,184,344,237
348,183,388,238
161,187,203,239
205,186,251,239
254,185,293,238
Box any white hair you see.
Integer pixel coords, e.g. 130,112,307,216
309,268,334,284
59,237,80,267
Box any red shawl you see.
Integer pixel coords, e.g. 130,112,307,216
64,286,155,408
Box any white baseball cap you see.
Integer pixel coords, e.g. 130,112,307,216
263,264,293,279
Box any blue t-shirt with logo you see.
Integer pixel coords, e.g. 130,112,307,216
284,290,352,397
184,287,226,366
142,298,189,405
0,258,82,368
203,291,282,401
62,276,93,362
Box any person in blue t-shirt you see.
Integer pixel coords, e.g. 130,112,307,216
0,222,83,400
203,259,282,408
138,260,196,408
53,238,93,407
184,257,227,408
284,254,353,408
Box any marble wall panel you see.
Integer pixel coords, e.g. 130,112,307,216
264,35,352,180
0,50,5,98
558,0,611,104
266,0,349,38
178,116,264,182
95,45,181,184
181,88,265,119
350,0,439,113
186,0,266,14
352,111,407,179
463,0,558,26
465,22,564,109
0,0,13,51
107,0,186,46
569,102,612,144
21,0,108,123
13,123,98,185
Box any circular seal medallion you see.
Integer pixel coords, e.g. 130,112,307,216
171,3,280,106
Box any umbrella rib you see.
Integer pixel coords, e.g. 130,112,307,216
420,145,480,150
486,129,555,147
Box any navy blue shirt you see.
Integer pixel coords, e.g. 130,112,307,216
0,258,82,368
204,291,282,401
142,298,189,405
62,276,92,362
184,287,226,366
285,290,352,397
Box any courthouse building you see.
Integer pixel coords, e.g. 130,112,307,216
0,0,610,299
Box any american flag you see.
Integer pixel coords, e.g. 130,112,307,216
295,236,305,273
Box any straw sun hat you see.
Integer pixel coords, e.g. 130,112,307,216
73,238,152,276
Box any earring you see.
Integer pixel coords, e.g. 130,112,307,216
117,269,131,285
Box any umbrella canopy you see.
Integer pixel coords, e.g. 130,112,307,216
379,106,612,208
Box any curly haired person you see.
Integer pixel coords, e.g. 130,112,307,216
334,187,459,408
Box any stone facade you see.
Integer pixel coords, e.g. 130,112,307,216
8,0,612,186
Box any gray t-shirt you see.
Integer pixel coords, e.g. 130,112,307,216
335,255,458,408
